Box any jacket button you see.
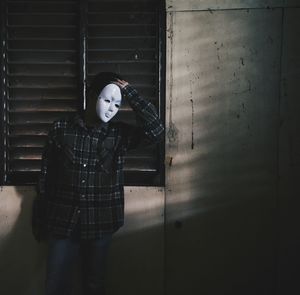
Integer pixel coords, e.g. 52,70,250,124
77,209,81,214
83,163,87,167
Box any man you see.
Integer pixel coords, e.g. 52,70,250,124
32,72,164,295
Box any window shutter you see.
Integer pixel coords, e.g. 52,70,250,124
5,0,80,184
87,0,164,185
1,0,164,186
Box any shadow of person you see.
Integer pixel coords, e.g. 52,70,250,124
0,186,48,295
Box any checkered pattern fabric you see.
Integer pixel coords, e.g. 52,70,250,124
33,85,164,240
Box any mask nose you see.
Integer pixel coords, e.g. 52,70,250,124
108,103,114,112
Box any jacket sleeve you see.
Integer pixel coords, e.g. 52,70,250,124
120,84,164,151
32,122,59,241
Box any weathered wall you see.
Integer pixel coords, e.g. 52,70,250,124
0,186,164,295
165,1,300,295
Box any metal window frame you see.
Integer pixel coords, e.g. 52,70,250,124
0,0,8,185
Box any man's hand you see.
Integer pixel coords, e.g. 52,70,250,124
112,79,129,89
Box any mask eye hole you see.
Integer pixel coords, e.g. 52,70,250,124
104,99,110,103
115,104,120,108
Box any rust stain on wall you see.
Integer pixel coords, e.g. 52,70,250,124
190,98,194,149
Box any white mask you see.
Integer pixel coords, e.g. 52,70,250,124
96,84,122,123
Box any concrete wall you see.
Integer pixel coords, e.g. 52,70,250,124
165,1,300,295
0,1,300,295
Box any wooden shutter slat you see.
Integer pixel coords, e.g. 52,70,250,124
7,2,77,14
89,27,156,38
9,136,47,148
10,124,50,136
88,50,155,62
89,37,155,50
9,88,77,100
10,148,43,160
8,27,77,39
9,99,77,112
9,39,77,50
88,62,156,75
88,1,155,13
88,12,155,24
8,14,77,25
10,112,75,124
8,76,77,87
9,67,77,76
9,161,41,172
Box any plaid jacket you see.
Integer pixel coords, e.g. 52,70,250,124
33,85,164,240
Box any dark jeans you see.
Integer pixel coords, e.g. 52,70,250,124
45,223,112,295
